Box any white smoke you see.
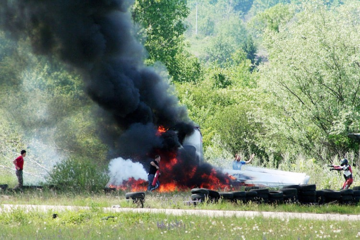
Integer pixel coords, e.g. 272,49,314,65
107,157,147,186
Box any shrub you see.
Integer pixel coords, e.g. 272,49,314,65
46,158,108,192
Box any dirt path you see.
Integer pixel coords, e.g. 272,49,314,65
1,204,359,221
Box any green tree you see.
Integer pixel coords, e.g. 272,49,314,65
247,3,295,38
133,0,201,82
242,35,258,65
248,0,292,17
175,52,259,160
205,15,248,65
186,0,256,66
257,1,360,159
233,0,255,14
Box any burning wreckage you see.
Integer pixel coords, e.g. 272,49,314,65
107,126,309,192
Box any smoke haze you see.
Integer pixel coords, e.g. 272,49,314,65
0,0,190,159
107,157,147,186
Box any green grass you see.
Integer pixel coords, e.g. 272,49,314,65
2,190,360,239
0,170,17,188
1,209,360,239
2,189,360,215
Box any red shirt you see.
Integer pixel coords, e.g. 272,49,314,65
14,156,24,170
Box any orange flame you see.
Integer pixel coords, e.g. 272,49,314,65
110,164,234,192
109,178,147,191
156,126,167,136
108,125,234,192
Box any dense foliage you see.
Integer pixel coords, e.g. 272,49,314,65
46,158,108,191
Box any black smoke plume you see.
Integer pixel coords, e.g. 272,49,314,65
0,0,231,188
0,0,189,157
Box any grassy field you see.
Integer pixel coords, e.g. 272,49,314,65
2,189,360,215
2,190,360,239
1,208,360,239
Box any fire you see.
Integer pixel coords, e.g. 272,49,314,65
108,125,234,192
159,183,177,192
197,169,232,190
110,159,234,192
156,126,167,136
109,178,147,191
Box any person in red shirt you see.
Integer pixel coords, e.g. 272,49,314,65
13,150,26,190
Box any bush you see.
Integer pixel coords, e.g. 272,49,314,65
46,158,108,192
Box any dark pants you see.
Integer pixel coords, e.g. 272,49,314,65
148,174,159,191
14,169,23,190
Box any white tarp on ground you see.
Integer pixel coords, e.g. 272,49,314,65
223,166,310,187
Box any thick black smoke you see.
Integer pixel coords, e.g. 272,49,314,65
0,0,232,188
0,0,190,158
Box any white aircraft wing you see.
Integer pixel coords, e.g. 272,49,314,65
223,166,310,187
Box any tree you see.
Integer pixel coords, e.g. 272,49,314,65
205,15,248,65
132,0,201,82
257,1,360,159
242,35,258,66
185,0,255,66
175,52,259,160
247,3,295,38
248,0,292,17
233,0,255,14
